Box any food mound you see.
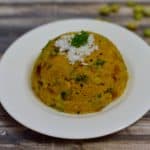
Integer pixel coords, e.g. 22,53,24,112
31,31,128,114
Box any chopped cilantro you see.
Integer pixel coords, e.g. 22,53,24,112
75,74,88,82
71,31,89,48
60,90,71,100
97,93,102,98
94,59,106,66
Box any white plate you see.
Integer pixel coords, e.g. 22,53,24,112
0,19,150,139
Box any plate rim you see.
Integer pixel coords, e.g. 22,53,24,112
0,18,150,139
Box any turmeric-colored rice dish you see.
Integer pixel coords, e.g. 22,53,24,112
31,31,128,114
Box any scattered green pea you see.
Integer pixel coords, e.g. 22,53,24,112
126,21,138,31
127,0,137,7
133,5,144,13
134,12,143,20
143,28,150,37
143,7,150,17
110,4,120,13
133,5,144,20
99,5,111,16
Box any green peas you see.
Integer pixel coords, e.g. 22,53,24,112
127,0,137,7
143,28,150,37
143,8,150,17
134,5,144,13
133,5,144,20
98,4,120,16
134,12,143,20
126,21,138,31
98,2,150,37
99,5,111,16
110,4,120,13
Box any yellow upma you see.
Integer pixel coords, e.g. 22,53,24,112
31,31,128,114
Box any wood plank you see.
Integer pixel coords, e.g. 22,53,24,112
0,142,150,150
0,0,149,4
82,143,150,150
0,113,149,144
0,110,150,134
0,3,149,55
0,126,150,144
0,100,150,143
0,4,149,27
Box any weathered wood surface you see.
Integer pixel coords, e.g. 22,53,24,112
0,1,150,150
0,0,150,3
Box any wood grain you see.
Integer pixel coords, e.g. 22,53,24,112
0,1,150,150
0,0,150,4
0,2,149,56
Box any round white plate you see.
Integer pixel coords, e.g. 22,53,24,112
0,19,150,139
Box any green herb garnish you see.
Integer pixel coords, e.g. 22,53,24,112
97,93,102,98
60,90,71,100
71,31,89,48
94,59,106,66
75,74,88,82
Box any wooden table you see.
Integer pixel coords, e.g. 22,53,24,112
0,1,150,149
